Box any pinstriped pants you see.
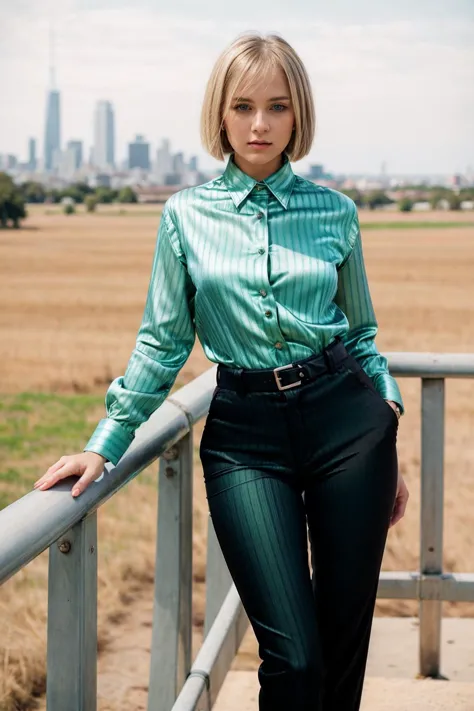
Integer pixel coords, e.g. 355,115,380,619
199,349,399,711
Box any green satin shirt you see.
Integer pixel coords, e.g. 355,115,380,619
84,152,404,466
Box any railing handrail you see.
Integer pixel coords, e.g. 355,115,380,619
378,352,474,377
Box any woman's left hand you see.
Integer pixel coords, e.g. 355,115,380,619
384,399,408,527
389,471,409,528
385,399,400,420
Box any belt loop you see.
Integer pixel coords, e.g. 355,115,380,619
234,368,248,398
323,344,337,374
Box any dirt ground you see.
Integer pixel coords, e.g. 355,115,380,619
1,204,474,708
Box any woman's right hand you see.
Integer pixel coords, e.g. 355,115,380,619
33,451,108,498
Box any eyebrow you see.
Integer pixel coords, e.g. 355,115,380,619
232,96,291,102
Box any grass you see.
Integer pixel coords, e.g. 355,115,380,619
0,387,183,510
0,392,104,510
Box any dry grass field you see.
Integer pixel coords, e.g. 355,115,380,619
1,203,474,709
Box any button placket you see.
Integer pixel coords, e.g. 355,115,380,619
252,189,268,256
250,191,285,351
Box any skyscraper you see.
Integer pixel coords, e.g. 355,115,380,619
67,140,83,171
28,138,37,171
128,135,150,170
172,152,185,176
43,29,61,172
93,100,115,170
44,92,61,172
155,138,172,183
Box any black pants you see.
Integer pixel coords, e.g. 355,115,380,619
199,342,399,711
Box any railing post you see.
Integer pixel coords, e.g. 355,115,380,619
204,515,233,638
148,431,193,711
419,377,445,677
46,512,97,711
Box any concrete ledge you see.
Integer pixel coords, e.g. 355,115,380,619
214,671,474,710
367,617,474,681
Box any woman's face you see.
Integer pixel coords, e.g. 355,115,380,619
223,66,295,180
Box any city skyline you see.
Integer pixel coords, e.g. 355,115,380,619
1,1,473,175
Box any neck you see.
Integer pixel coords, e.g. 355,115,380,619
232,152,284,181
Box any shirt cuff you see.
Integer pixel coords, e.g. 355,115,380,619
83,418,134,466
373,373,405,415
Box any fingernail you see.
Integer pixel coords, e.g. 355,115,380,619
72,488,79,497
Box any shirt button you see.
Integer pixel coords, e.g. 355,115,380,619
265,310,272,318
258,248,265,255
256,212,264,220
259,289,267,297
275,342,283,349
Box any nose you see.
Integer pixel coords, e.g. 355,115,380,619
251,110,270,133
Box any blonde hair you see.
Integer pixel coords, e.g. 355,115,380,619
200,33,316,162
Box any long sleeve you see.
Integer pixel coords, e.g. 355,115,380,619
334,203,404,414
83,204,196,465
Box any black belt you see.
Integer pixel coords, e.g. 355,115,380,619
216,336,348,394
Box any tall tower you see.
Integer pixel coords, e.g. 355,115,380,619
93,101,115,170
43,28,61,172
155,138,172,183
128,135,150,170
28,138,37,171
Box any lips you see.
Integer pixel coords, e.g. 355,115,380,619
248,141,271,145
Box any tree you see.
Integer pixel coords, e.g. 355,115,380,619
398,197,414,212
58,186,85,204
447,192,462,211
94,187,117,203
362,190,393,210
459,187,474,202
85,195,98,212
58,182,94,204
63,202,76,215
117,186,138,204
429,190,446,210
74,182,94,198
0,172,27,228
22,181,47,203
45,189,61,204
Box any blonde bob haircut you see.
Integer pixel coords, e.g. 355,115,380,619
200,33,316,162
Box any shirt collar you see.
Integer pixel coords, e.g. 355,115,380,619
222,152,296,210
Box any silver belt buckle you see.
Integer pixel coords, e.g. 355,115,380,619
273,363,302,391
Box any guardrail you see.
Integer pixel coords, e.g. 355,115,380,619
1,353,473,710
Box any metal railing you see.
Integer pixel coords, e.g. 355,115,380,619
1,352,473,710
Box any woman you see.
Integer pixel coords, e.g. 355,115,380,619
34,33,408,711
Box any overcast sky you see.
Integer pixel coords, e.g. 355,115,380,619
1,0,473,175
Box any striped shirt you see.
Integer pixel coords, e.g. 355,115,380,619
84,152,404,465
